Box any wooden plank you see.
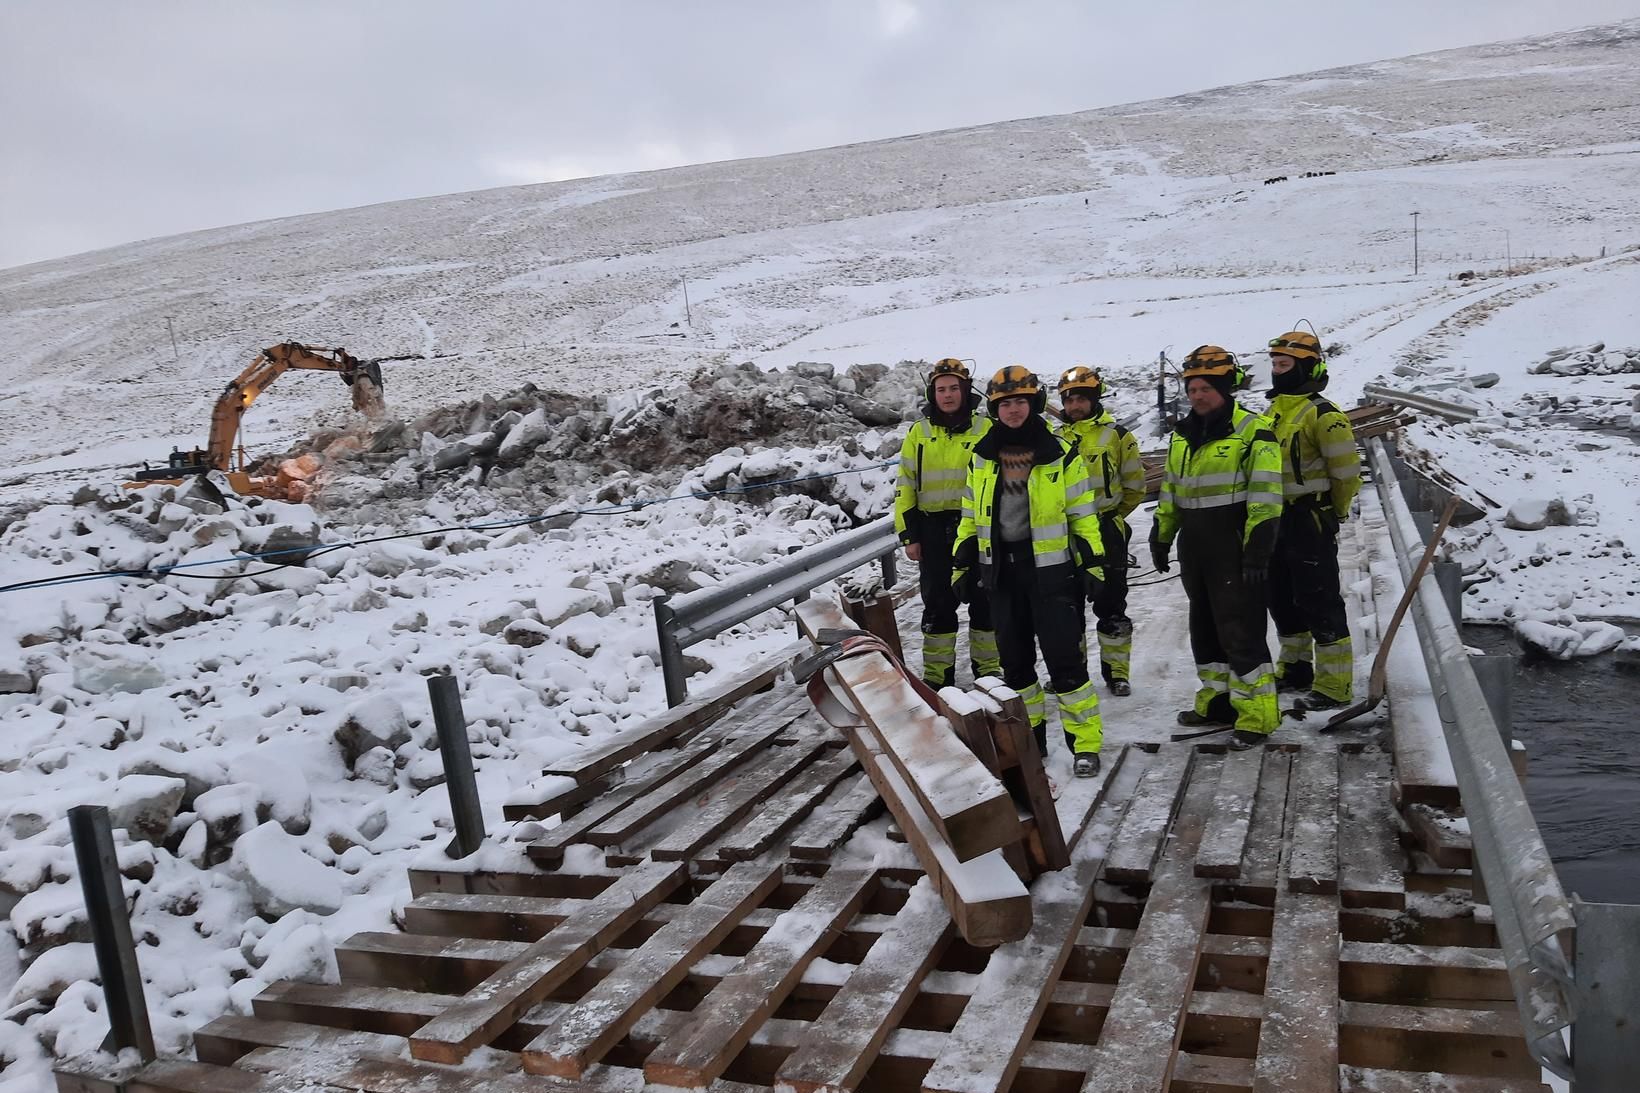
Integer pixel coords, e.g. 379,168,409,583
990,701,1070,872
937,688,1001,774
1081,757,1219,1092
408,859,685,1063
850,714,1031,946
541,637,808,784
1251,764,1341,1093
787,772,883,859
237,1045,636,1093
1339,940,1511,1002
581,708,804,846
1102,743,1196,884
524,726,727,867
922,785,1128,1093
501,772,612,822
1339,1000,1538,1079
717,748,860,861
1286,743,1339,895
521,856,784,1077
828,649,1021,863
190,1014,405,1067
1231,750,1291,903
1403,802,1473,870
1196,747,1265,878
1062,744,1144,852
1340,1066,1550,1092
1338,749,1406,909
774,878,952,1093
646,740,828,860
642,865,878,1089
126,1060,351,1093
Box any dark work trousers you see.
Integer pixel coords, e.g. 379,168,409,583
1091,514,1132,622
1267,503,1348,646
1176,509,1271,722
988,541,1089,707
917,511,992,634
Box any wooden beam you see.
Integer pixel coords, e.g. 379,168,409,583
1103,743,1196,884
125,1060,351,1093
716,748,859,861
1338,749,1406,909
641,866,878,1088
1286,744,1339,895
1080,757,1218,1092
1196,746,1265,879
775,878,952,1093
408,859,684,1063
646,740,829,860
787,773,883,859
521,857,783,1077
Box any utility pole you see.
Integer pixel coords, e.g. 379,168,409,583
1504,229,1511,275
682,279,692,326
165,316,180,362
1410,211,1420,275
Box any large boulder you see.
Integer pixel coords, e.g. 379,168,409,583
233,822,343,917
103,775,187,845
335,695,413,766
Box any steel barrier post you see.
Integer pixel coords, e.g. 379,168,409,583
1411,508,1435,544
1468,653,1515,749
427,675,485,858
1433,560,1463,625
654,594,688,708
68,804,156,1061
1574,900,1640,1092
881,549,897,590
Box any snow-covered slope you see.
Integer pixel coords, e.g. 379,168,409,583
4,20,1640,1091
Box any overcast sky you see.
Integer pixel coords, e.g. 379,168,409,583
4,0,1639,270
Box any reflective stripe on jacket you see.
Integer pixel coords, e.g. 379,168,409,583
1156,403,1283,547
894,415,992,541
1268,392,1360,518
954,438,1103,575
1055,412,1145,519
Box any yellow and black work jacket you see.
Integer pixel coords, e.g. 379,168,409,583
1267,392,1360,520
1055,411,1145,523
893,413,991,544
954,427,1103,589
1155,403,1283,547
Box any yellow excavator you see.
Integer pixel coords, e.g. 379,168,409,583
127,342,386,499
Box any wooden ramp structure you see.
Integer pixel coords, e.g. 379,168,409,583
108,620,1550,1093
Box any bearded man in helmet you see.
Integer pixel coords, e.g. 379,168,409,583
952,367,1108,777
894,358,1000,688
1054,366,1145,696
1264,331,1360,713
1149,346,1284,748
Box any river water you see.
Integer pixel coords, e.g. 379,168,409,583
1464,625,1640,904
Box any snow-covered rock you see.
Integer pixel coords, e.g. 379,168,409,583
1502,498,1572,531
232,822,342,917
334,695,412,766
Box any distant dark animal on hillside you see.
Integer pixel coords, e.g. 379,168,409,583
1263,175,1288,185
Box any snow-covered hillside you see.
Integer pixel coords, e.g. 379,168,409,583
4,19,1640,1092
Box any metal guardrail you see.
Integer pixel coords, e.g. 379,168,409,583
1361,382,1480,422
1368,438,1580,1078
655,516,898,706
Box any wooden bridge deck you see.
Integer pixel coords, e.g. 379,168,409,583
110,655,1548,1093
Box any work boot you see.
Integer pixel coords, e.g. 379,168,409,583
1226,729,1268,751
1031,721,1048,758
1176,709,1231,728
1291,691,1347,714
1275,662,1314,694
1073,753,1102,778
1108,679,1132,697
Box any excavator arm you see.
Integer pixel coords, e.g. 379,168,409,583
129,341,384,489
203,342,384,472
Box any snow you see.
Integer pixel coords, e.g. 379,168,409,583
5,19,1640,1089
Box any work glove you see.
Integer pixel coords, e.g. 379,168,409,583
1241,519,1278,592
951,536,979,603
1148,524,1172,574
1080,565,1106,603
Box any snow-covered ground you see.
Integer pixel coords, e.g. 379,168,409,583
4,19,1640,1091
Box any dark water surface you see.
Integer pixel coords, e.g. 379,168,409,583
1465,625,1640,904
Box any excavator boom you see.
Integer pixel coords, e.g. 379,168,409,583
128,341,385,496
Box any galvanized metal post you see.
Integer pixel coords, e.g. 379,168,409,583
67,805,156,1061
654,593,688,708
427,675,485,858
1468,653,1515,749
880,548,897,590
1433,560,1463,626
1574,900,1640,1092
